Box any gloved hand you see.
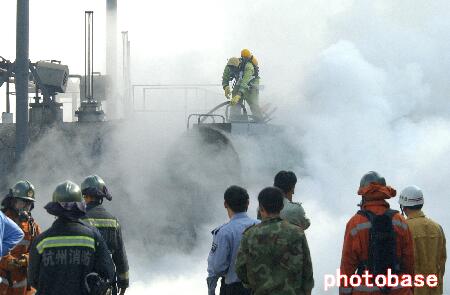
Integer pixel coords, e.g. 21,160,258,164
118,288,126,295
230,94,241,105
224,86,231,98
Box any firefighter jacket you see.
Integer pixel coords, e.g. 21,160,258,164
222,59,260,97
340,200,415,295
406,210,446,295
0,210,40,295
28,217,114,295
82,203,129,288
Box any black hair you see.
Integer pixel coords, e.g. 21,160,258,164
274,170,297,194
404,204,423,211
258,187,284,214
224,185,249,213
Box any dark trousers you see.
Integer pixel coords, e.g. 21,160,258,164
219,278,252,295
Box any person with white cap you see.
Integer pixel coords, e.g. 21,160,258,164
398,185,447,295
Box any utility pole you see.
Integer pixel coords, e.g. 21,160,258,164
15,0,30,160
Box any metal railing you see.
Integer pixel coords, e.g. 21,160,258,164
131,84,225,120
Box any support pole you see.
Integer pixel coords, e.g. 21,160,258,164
106,0,117,118
15,0,30,160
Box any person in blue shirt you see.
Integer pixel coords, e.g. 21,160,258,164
207,185,259,295
0,210,24,256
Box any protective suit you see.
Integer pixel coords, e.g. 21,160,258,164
222,51,262,121
339,172,414,295
28,181,115,295
406,211,446,295
80,175,129,295
0,181,41,295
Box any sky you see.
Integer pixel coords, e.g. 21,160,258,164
1,1,450,294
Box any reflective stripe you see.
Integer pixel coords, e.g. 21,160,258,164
0,277,27,288
84,218,118,228
350,222,372,236
17,239,31,247
36,236,95,254
351,219,408,237
118,271,129,280
392,220,408,230
339,287,353,294
13,279,27,288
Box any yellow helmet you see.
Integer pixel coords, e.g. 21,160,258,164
227,57,240,67
241,48,252,59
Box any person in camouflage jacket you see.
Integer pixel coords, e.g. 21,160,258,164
236,187,314,295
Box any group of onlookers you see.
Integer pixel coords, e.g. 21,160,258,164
207,170,446,295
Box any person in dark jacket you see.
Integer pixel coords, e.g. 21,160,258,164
28,181,114,295
80,175,129,295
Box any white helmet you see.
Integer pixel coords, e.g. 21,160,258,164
398,185,424,207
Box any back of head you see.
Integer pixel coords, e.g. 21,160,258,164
399,185,424,210
81,175,112,201
359,171,386,188
45,180,86,219
358,171,396,201
258,187,284,214
224,185,249,213
53,181,82,203
274,171,297,194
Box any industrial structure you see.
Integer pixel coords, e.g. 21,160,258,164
0,0,131,175
0,0,303,254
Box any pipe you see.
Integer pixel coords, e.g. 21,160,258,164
106,0,117,117
85,11,94,101
6,79,10,113
121,31,131,117
15,0,30,160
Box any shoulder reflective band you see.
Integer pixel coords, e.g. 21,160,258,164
84,218,118,228
350,222,372,236
36,236,95,254
350,219,408,236
392,220,408,230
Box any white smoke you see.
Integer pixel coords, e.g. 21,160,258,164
1,0,450,294
284,39,450,294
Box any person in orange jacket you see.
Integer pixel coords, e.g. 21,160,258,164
339,171,414,295
0,181,41,295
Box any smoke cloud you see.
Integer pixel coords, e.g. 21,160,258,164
1,0,449,294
